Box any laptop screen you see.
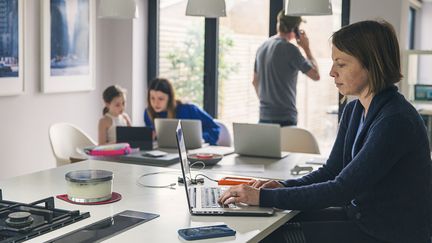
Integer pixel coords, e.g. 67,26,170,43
175,121,193,210
233,123,282,158
116,126,153,150
156,118,203,149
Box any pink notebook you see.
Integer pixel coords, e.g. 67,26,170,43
85,143,132,156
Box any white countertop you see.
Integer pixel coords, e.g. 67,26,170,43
0,160,298,242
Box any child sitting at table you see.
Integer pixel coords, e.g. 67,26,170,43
98,85,131,145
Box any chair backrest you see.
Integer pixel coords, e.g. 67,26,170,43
49,123,96,167
280,126,320,154
215,120,232,147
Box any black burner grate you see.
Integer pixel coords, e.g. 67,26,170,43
0,190,89,243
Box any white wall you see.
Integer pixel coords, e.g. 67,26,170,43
97,0,146,125
416,2,432,85
0,0,147,179
132,0,147,126
350,0,410,49
418,2,432,50
349,0,426,97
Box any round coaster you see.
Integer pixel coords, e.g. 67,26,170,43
188,153,223,166
56,192,122,205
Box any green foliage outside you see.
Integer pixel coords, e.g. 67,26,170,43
166,25,238,108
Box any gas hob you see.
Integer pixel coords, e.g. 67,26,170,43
0,189,89,243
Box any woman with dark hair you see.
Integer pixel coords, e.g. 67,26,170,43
144,78,220,145
219,20,432,243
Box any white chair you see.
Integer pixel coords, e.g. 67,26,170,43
281,126,320,154
215,120,232,147
49,123,97,167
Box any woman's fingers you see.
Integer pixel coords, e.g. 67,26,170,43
261,180,284,189
251,179,268,188
218,186,239,204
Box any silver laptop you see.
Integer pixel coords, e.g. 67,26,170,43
155,118,203,149
233,123,289,158
175,121,274,216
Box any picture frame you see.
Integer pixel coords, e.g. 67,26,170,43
41,0,95,93
0,0,24,96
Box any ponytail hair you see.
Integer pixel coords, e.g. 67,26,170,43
102,85,127,115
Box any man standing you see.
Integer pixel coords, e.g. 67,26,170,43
253,11,320,126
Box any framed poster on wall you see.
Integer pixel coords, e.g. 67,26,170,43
41,0,95,93
0,0,24,96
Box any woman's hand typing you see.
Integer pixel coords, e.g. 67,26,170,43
249,179,284,189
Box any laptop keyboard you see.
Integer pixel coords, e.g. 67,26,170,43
202,187,222,208
202,187,237,208
189,187,236,208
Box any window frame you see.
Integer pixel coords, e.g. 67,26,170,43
408,6,416,50
338,0,350,120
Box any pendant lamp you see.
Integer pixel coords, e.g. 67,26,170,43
285,0,332,16
186,0,226,18
98,0,138,19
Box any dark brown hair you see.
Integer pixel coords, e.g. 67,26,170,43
277,10,302,33
332,20,402,95
102,85,126,115
146,78,180,124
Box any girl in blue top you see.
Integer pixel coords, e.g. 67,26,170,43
144,78,220,145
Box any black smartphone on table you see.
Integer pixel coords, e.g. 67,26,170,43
178,224,236,241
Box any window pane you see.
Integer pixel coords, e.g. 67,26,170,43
217,0,269,124
159,0,204,107
295,0,342,156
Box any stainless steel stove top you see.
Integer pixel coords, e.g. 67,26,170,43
0,189,90,243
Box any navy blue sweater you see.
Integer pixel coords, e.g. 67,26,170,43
144,103,220,145
260,86,432,242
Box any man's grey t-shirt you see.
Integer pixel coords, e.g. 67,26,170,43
254,36,312,123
